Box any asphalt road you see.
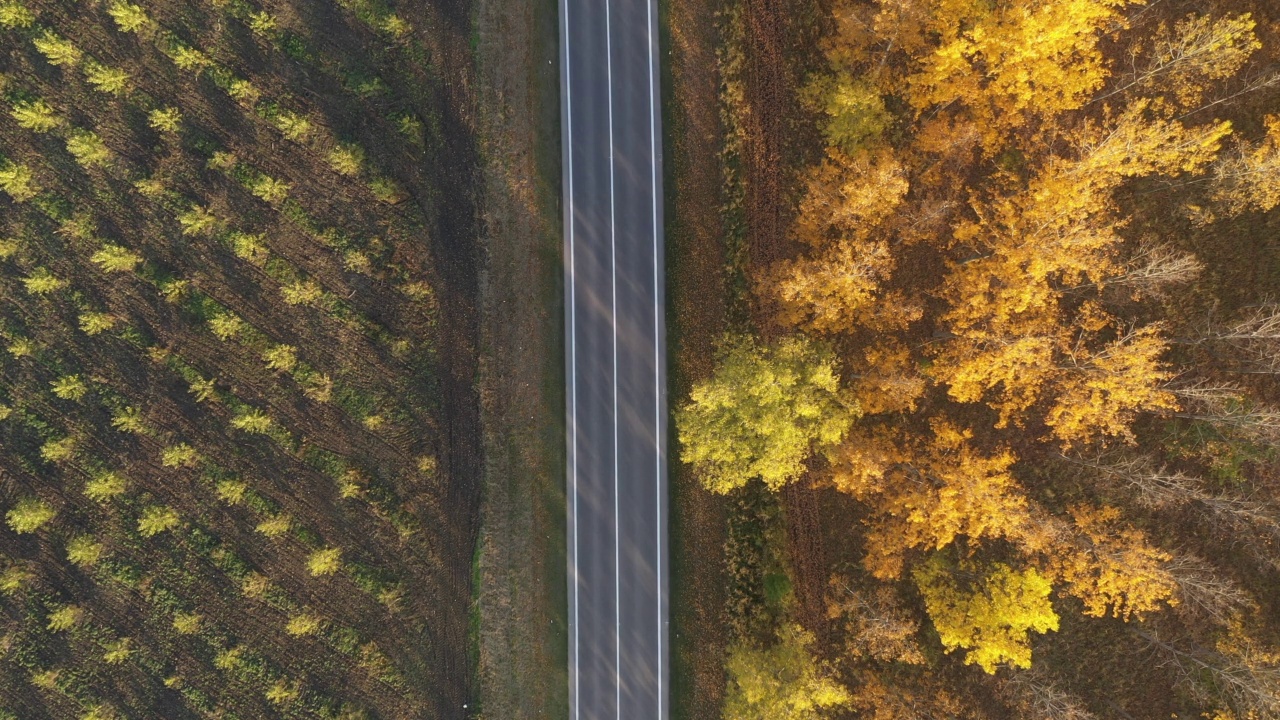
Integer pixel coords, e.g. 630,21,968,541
559,0,668,717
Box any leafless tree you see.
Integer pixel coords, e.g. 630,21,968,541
998,667,1098,720
1164,554,1257,625
1181,305,1280,373
1208,305,1280,344
1064,453,1280,572
1066,453,1278,525
1171,381,1280,445
1140,625,1280,718
1106,240,1203,298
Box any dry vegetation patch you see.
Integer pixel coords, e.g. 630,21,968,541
471,0,567,717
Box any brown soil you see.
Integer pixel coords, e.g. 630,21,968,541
738,0,827,275
782,480,829,635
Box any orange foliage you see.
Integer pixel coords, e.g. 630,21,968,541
712,0,1280,691
1048,505,1177,620
832,422,1030,579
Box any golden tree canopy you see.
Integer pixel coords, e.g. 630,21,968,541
914,555,1060,673
677,336,857,493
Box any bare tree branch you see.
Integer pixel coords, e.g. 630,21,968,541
1164,554,1258,625
998,667,1098,720
1139,626,1280,717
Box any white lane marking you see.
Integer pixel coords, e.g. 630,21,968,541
603,0,621,716
561,0,579,715
646,0,662,714
563,0,663,715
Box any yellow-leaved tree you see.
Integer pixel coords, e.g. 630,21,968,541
685,0,1280,700
676,336,857,493
770,149,908,333
1211,114,1280,217
913,555,1060,673
830,422,1031,579
1047,504,1178,620
906,0,1135,150
723,624,852,720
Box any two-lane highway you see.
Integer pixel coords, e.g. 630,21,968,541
560,0,667,716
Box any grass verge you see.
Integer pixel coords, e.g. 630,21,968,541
472,0,568,716
661,0,735,716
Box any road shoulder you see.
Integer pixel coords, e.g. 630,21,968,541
662,0,734,716
473,0,568,716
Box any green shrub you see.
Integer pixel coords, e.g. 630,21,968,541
66,536,105,567
231,408,273,434
250,174,290,204
107,1,150,32
102,638,132,664
172,612,202,635
161,443,199,468
230,232,270,264
30,669,61,690
66,130,113,168
46,605,83,631
262,344,298,373
393,112,424,144
8,338,36,358
79,311,118,335
33,30,81,67
84,471,128,502
23,267,66,294
247,10,277,36
368,176,407,204
208,312,245,340
272,110,312,141
379,15,409,38
110,407,148,435
11,99,60,132
188,377,217,403
178,206,218,236
0,161,37,201
137,506,180,537
51,374,88,400
281,280,324,306
285,613,322,636
81,705,118,720
215,479,248,505
227,79,261,107
214,645,245,671
147,107,181,133
307,548,342,576
266,680,300,705
328,144,365,176
168,44,211,72
6,497,55,533
0,565,32,594
39,436,76,463
0,0,34,28
256,514,292,538
158,278,190,303
84,61,131,95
